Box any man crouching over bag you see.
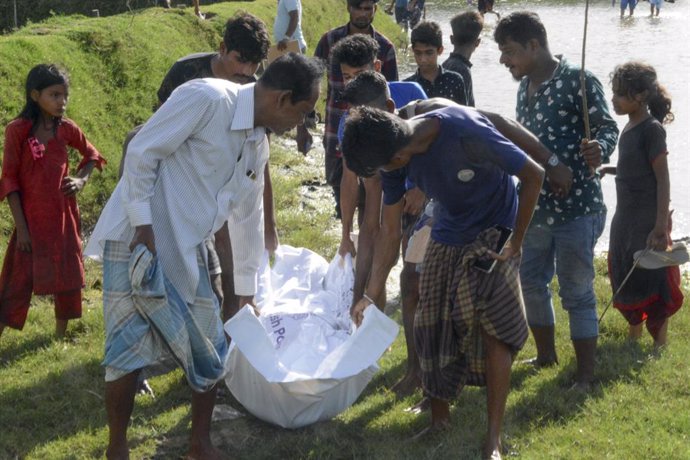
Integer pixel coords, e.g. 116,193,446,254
343,105,543,459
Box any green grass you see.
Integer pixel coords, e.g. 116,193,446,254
2,247,689,458
2,2,690,459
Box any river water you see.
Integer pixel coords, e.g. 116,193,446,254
396,0,690,251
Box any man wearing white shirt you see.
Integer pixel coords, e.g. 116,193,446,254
87,53,323,460
274,0,307,53
120,13,274,325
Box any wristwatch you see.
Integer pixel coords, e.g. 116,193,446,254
546,153,559,168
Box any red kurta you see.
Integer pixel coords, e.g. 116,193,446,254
0,117,105,328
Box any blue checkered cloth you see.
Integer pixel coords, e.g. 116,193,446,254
102,241,228,392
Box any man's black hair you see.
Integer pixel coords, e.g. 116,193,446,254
410,21,443,49
260,53,325,103
347,0,380,7
331,34,379,68
341,70,389,108
342,106,410,178
450,11,484,46
494,11,548,48
224,13,271,63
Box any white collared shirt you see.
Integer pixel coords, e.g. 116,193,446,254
86,79,268,302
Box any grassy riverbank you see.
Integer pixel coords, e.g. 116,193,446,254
0,0,406,244
1,2,689,459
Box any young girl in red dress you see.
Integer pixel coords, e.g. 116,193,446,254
0,64,106,339
601,62,683,349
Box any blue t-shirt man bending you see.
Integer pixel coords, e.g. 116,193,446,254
342,104,544,459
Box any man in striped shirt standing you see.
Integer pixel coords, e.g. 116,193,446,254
87,54,324,460
120,14,274,325
312,0,398,219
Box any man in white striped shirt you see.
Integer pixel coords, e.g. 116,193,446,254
119,13,274,326
86,53,323,460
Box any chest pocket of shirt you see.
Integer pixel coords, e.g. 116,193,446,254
232,133,268,203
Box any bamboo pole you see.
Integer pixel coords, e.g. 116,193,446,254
580,0,591,140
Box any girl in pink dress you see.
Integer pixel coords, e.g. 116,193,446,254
0,64,106,339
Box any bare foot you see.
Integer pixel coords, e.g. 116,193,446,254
651,342,666,358
391,373,420,398
409,419,450,441
187,443,226,460
482,443,502,460
482,436,503,460
105,445,130,460
403,397,431,415
569,380,593,393
55,319,68,338
520,356,558,368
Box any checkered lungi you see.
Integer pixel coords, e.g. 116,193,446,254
101,240,228,392
414,227,528,400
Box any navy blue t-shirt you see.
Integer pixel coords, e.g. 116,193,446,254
381,106,528,246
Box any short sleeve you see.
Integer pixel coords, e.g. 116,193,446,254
409,82,427,100
380,168,407,206
157,65,180,105
389,81,427,108
157,55,215,106
157,59,197,105
284,0,300,11
643,120,667,164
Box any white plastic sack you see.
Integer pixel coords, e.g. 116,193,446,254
224,245,398,428
254,245,330,310
323,250,355,327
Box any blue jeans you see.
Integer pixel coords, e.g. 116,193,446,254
519,212,605,340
